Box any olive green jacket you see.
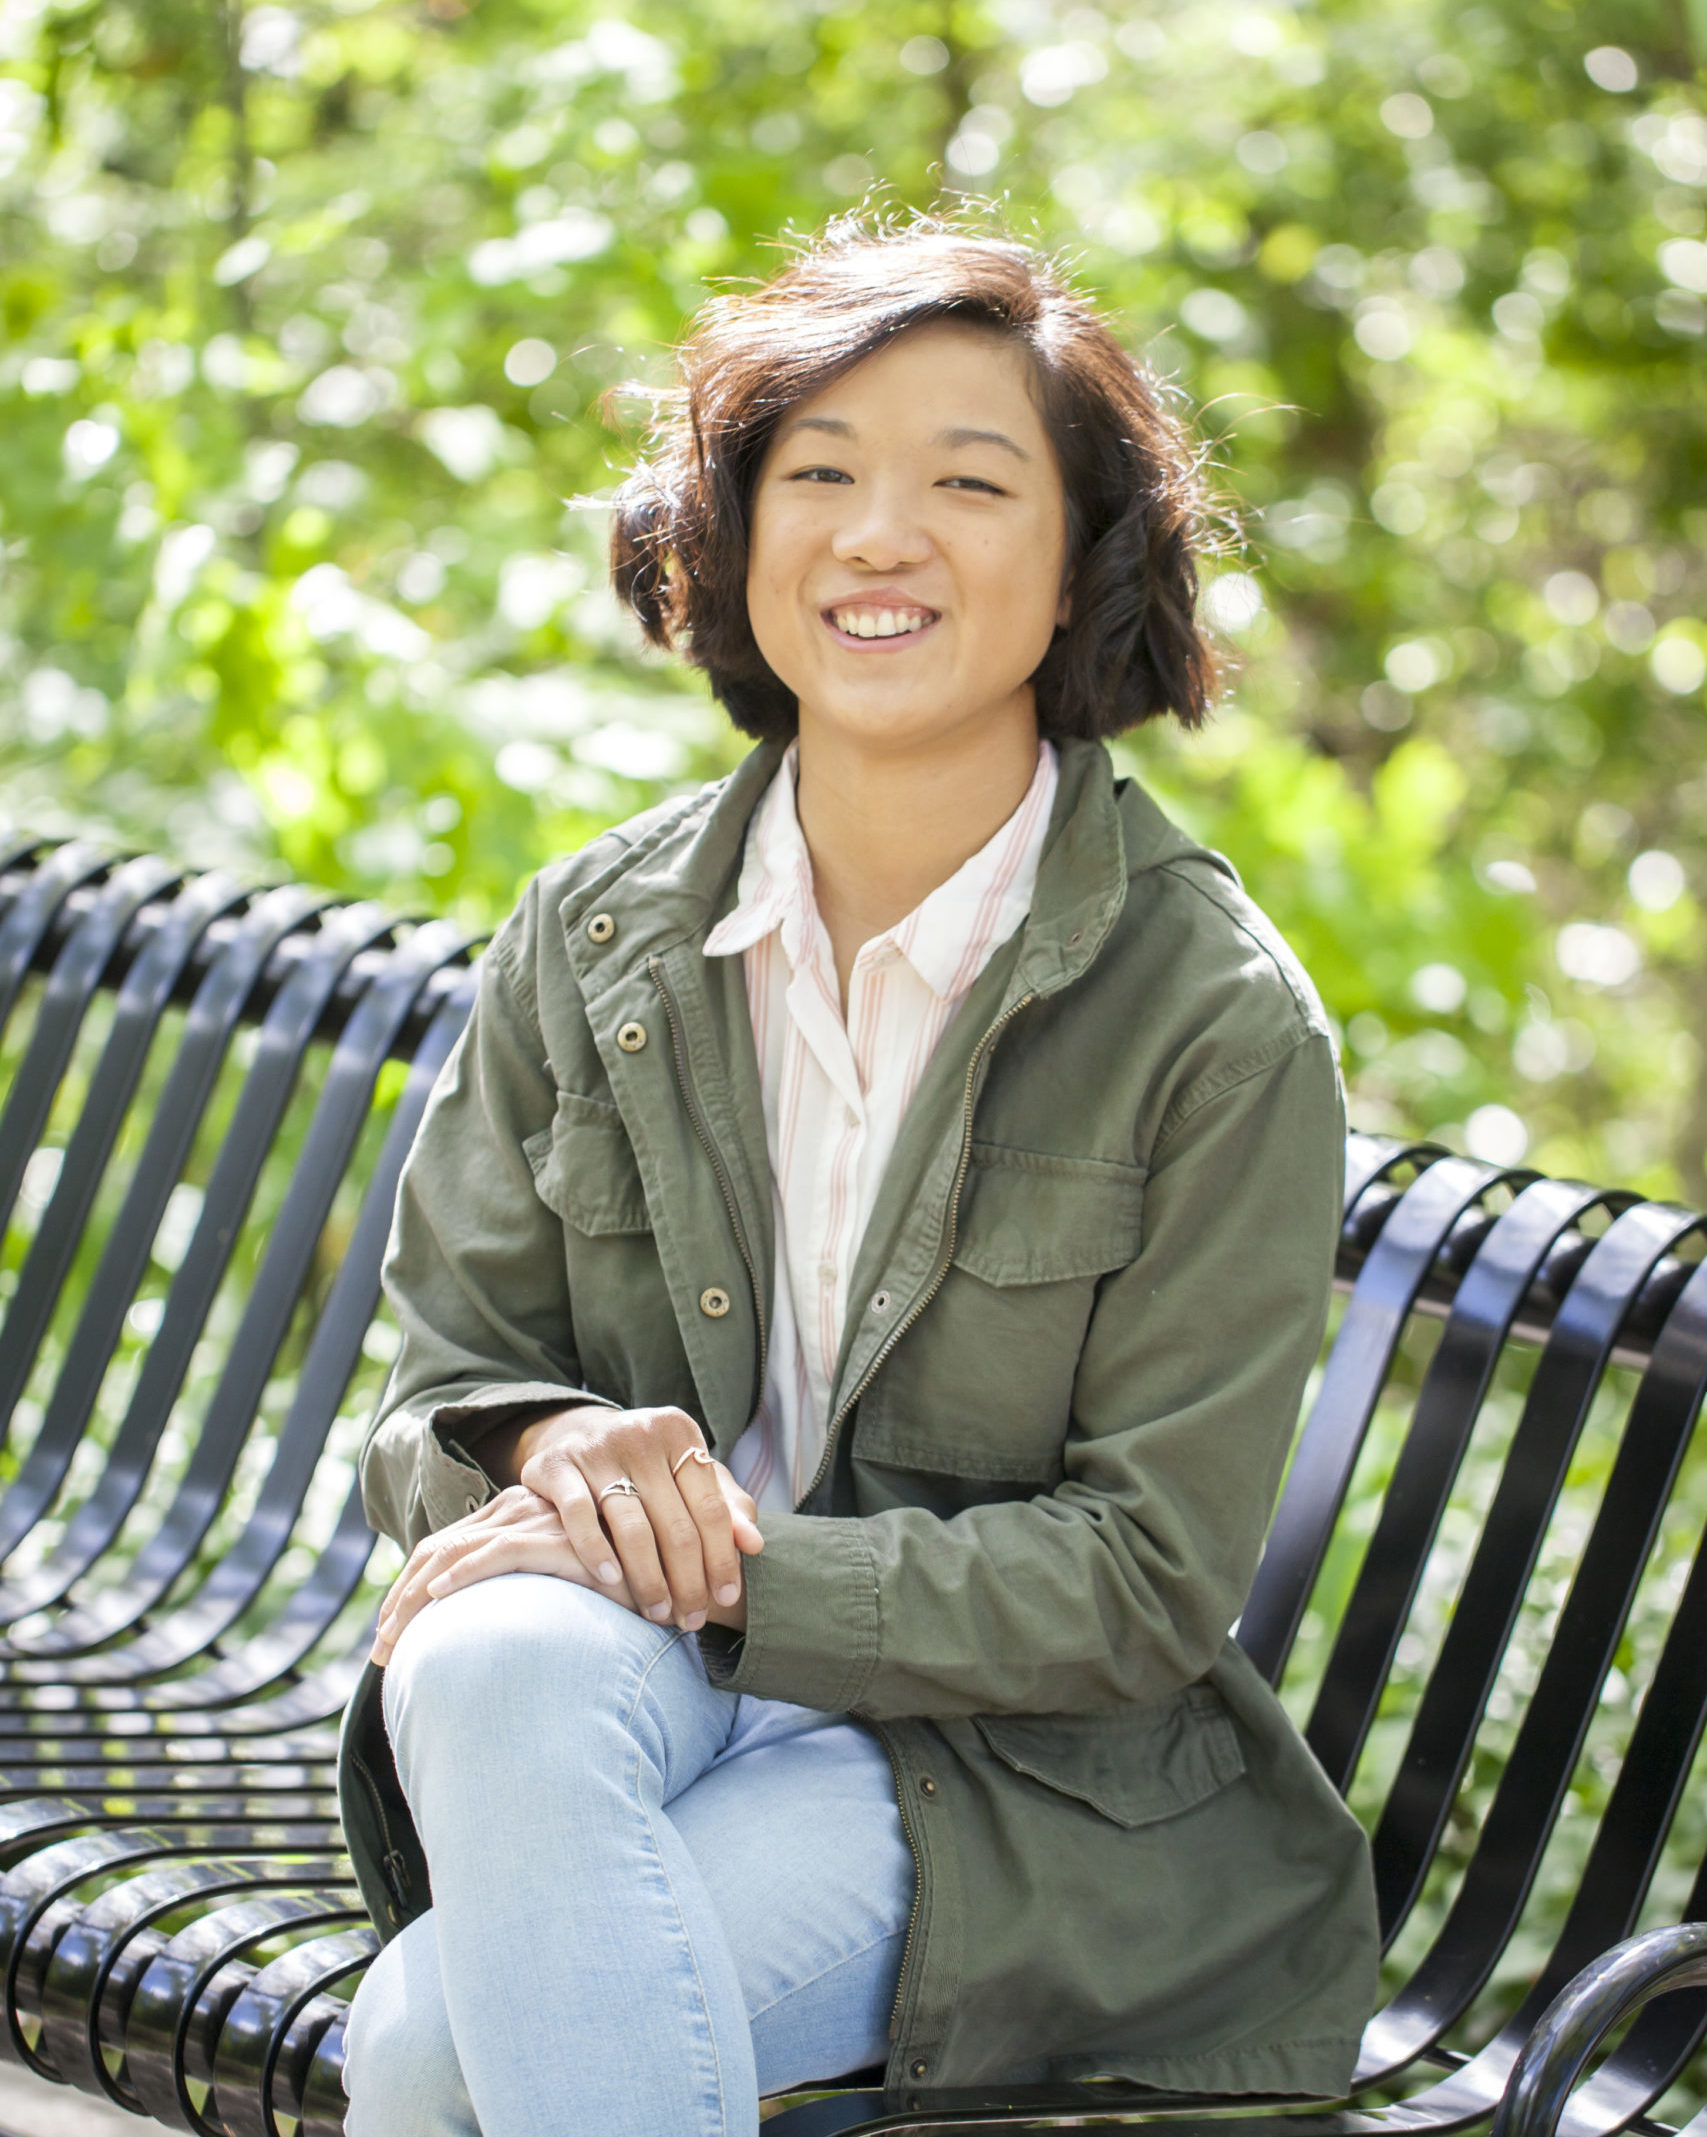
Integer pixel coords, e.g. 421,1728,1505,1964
340,736,1379,2098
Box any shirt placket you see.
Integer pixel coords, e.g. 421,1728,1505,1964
780,906,866,1458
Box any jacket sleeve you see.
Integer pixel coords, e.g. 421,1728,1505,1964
358,908,614,1554
706,1030,1344,1718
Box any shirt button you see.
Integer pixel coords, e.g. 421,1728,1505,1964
699,1287,731,1319
586,911,615,944
616,1021,647,1053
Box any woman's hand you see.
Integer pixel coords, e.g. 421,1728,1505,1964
368,1462,760,1667
487,1402,764,1629
371,1487,631,1665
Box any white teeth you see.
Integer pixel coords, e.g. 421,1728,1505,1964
832,608,932,638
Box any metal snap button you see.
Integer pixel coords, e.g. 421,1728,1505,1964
910,2058,929,2081
919,1775,938,1798
616,1021,647,1053
464,1493,481,1514
699,1286,731,1319
586,911,615,944
870,1290,892,1315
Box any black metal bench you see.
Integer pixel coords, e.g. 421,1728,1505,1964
1,835,1704,2137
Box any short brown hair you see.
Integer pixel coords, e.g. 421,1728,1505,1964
608,215,1221,740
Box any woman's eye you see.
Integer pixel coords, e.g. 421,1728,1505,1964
941,476,1004,495
788,466,853,484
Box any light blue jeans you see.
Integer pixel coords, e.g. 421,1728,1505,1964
342,1573,915,2137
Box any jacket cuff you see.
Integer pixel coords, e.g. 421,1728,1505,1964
702,1513,880,1712
420,1383,616,1532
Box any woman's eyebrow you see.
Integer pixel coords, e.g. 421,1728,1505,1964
777,415,853,443
775,415,1030,461
935,425,1030,460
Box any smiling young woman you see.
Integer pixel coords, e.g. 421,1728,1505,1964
338,218,1378,2137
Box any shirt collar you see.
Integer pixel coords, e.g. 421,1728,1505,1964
891,741,1057,999
702,742,812,962
703,738,1060,1006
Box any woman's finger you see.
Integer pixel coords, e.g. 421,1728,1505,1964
628,1455,718,1625
376,1533,451,1646
595,1484,675,1623
371,1491,546,1662
426,1524,636,1610
670,1450,744,1608
524,1443,626,1587
713,1463,766,1555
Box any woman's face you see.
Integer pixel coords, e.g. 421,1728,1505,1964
745,320,1071,761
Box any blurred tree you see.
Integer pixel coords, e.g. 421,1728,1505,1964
1,0,1703,1196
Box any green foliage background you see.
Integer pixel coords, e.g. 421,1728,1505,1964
5,2,1707,2086
3,0,1706,1197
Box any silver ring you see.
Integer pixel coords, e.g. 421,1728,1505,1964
597,1477,641,1504
670,1447,715,1478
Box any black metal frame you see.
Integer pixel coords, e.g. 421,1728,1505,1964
0,840,1703,2137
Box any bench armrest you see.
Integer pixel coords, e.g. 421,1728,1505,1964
1493,1926,1707,2137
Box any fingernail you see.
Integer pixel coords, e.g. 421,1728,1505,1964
427,1577,448,1596
716,1584,740,1606
647,1601,672,1622
598,1562,622,1584
684,1611,706,1631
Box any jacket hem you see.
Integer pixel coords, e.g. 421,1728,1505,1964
1046,2032,1365,2100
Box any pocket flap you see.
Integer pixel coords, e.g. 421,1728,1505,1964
974,1685,1244,1829
953,1146,1145,1287
525,1090,652,1236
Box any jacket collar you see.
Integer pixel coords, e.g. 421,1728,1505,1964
557,733,1183,1009
557,742,785,999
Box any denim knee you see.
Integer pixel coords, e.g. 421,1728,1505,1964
383,1573,667,1760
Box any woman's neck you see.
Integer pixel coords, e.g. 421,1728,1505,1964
793,702,1042,1010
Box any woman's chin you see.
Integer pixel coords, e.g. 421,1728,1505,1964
796,680,1036,760
799,702,967,758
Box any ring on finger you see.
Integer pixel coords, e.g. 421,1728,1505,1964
670,1447,715,1478
597,1476,641,1504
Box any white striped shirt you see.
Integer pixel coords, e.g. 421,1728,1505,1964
703,740,1059,1512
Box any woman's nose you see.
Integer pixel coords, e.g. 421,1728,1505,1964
829,485,931,569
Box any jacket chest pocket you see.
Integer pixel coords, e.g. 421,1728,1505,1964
856,1145,1145,1483
524,1090,652,1236
525,1091,701,1422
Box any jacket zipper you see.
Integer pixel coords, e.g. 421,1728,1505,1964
648,958,770,1411
873,1722,924,2049
797,990,1037,1512
349,1751,412,1914
804,987,1036,2050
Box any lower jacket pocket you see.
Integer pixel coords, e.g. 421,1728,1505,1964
973,1684,1245,1829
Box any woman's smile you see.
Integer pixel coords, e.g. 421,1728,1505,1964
821,591,944,647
